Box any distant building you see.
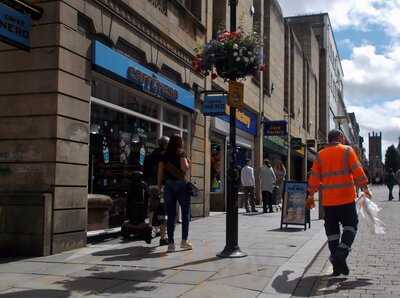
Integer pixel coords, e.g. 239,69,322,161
285,13,344,146
369,132,384,184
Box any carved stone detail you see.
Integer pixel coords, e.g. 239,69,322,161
96,0,195,68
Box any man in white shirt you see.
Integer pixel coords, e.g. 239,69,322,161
260,159,276,213
241,159,257,213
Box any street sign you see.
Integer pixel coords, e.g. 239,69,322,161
264,120,288,136
203,94,227,116
228,81,244,108
281,181,310,230
291,137,303,150
0,4,32,50
306,139,316,148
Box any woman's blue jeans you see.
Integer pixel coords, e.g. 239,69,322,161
164,180,190,243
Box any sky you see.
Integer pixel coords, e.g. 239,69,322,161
279,0,400,159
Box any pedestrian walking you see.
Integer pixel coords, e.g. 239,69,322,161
157,134,192,252
307,129,371,276
395,168,400,200
260,159,277,213
241,159,257,213
143,136,169,246
384,169,396,201
274,160,286,206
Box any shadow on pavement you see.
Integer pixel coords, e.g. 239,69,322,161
0,289,70,297
272,270,373,297
55,269,164,296
49,254,221,295
268,227,305,232
92,245,166,262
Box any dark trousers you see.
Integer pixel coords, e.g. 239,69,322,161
262,191,273,212
324,202,358,261
164,180,190,244
388,185,394,200
242,186,256,211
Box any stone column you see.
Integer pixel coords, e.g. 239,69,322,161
0,1,90,256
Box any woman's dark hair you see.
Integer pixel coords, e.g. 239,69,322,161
167,134,183,154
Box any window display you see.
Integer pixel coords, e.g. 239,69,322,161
89,104,159,227
89,78,191,229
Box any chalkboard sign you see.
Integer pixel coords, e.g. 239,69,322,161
280,181,310,230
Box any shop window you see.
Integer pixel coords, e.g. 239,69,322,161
163,125,181,140
116,38,147,64
212,0,226,38
182,115,189,129
160,64,182,84
164,107,181,127
92,78,160,119
89,104,159,227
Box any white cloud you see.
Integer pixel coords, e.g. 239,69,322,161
342,44,400,104
348,100,400,158
278,0,400,36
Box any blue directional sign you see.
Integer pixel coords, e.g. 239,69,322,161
0,4,31,50
203,94,227,116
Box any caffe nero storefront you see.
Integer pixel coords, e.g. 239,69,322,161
89,41,195,230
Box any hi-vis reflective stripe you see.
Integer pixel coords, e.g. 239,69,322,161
351,162,362,171
343,226,357,234
338,243,351,250
321,170,348,178
320,182,354,190
354,176,367,184
327,234,340,241
344,147,351,175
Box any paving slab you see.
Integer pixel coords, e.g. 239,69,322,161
0,205,327,298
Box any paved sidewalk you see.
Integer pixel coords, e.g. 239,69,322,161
0,208,326,298
294,185,400,298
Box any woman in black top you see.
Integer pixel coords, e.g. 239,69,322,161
157,134,192,252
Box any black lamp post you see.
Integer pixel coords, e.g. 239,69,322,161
217,0,247,259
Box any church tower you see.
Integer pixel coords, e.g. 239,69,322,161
368,132,384,183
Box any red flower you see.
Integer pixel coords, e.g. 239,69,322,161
211,73,218,80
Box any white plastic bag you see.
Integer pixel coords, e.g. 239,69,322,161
356,192,386,234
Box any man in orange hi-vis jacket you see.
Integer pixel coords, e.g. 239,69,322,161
307,129,371,276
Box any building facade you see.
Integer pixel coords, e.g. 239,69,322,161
0,0,208,256
285,14,344,146
1,0,352,256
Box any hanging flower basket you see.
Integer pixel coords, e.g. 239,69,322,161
193,29,264,81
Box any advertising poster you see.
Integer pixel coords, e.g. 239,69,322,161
281,181,308,229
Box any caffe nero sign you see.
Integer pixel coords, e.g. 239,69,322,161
0,4,31,50
92,40,195,111
127,66,178,101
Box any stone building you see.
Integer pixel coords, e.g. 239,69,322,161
369,132,384,184
0,0,324,256
283,18,320,179
285,14,344,146
0,0,208,256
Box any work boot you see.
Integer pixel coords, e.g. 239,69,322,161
334,248,350,276
329,256,341,276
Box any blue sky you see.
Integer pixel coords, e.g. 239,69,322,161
279,0,400,156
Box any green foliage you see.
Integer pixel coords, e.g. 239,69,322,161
384,145,400,171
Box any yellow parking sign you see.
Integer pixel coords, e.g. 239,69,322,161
228,81,244,108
